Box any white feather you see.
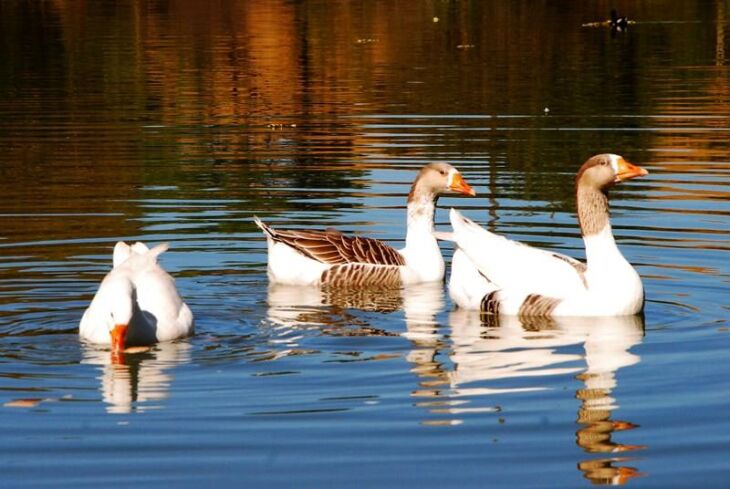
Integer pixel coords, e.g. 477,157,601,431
448,247,497,309
449,209,586,298
265,239,329,286
79,242,194,346
448,208,644,316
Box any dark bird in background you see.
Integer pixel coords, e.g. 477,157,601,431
610,9,629,31
581,9,634,31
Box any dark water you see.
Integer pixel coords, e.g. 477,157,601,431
1,1,729,487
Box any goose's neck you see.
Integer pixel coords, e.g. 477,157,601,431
577,186,622,264
405,191,437,247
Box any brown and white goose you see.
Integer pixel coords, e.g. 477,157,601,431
448,154,648,317
255,163,475,287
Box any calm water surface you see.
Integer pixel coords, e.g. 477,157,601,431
1,1,729,487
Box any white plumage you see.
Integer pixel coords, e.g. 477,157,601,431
256,163,475,287
79,242,194,354
448,154,648,317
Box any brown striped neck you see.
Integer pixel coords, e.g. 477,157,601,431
576,185,610,238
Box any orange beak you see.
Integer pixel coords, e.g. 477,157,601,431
615,157,648,182
449,173,476,196
110,324,128,353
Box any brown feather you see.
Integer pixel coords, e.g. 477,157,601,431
518,294,561,317
264,226,406,267
321,263,402,287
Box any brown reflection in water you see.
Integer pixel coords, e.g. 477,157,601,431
575,378,645,485
577,458,643,486
406,312,646,483
265,283,407,340
2,0,728,247
644,0,730,187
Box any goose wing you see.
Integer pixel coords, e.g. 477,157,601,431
254,217,405,266
449,209,587,298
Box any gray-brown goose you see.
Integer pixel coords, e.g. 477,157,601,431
255,163,475,286
448,154,648,316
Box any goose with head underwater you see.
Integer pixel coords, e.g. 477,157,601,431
448,154,648,317
79,242,194,359
255,162,476,287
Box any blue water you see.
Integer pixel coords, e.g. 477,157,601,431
1,1,729,487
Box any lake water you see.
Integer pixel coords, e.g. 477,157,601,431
1,1,729,487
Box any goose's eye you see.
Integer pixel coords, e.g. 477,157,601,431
601,160,608,166
439,170,447,176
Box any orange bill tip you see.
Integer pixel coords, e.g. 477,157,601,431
615,158,648,182
110,324,128,352
450,173,476,196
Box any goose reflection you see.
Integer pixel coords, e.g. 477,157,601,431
265,283,414,338
410,311,645,484
81,341,191,414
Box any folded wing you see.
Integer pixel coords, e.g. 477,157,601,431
254,217,405,266
449,209,587,299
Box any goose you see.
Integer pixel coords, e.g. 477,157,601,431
448,154,648,317
79,242,194,359
255,162,475,287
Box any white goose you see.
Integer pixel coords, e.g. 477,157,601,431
448,154,648,317
79,242,194,357
255,163,475,287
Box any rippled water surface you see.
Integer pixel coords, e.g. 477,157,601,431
1,1,729,487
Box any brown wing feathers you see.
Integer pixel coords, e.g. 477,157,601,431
255,218,405,267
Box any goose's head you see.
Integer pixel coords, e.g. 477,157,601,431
576,154,648,191
409,162,476,203
104,279,135,355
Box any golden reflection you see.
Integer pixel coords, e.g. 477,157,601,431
266,283,403,338
81,341,191,414
405,311,646,484
265,282,443,341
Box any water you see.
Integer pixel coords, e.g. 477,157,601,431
1,1,729,487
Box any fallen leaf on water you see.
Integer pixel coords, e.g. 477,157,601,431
5,398,44,408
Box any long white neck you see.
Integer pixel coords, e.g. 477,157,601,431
400,192,444,283
583,223,624,268
405,196,436,247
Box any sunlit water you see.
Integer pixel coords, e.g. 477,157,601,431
0,1,729,487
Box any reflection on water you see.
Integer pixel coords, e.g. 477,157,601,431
266,282,425,338
81,341,191,414
1,0,729,486
266,283,647,484
409,312,646,484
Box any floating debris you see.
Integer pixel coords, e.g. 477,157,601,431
456,44,476,49
582,9,635,30
4,398,45,408
433,17,439,23
355,38,379,45
4,394,72,408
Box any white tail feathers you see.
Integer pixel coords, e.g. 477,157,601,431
147,242,170,260
131,242,150,254
449,208,481,232
253,216,275,238
112,241,169,267
113,242,131,268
